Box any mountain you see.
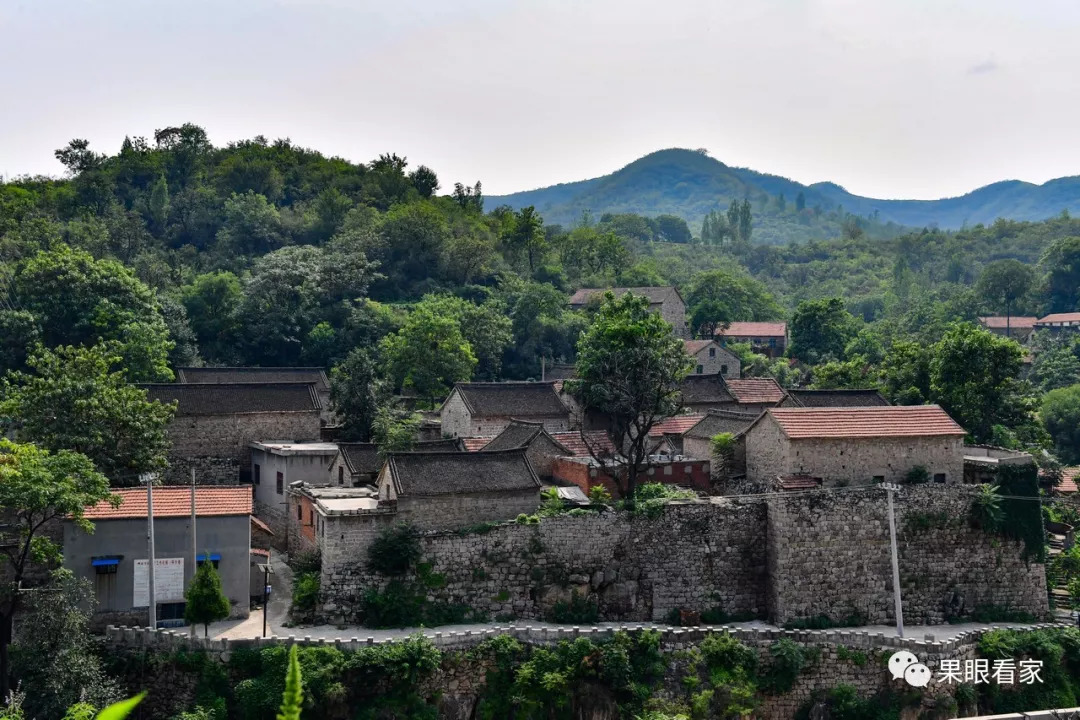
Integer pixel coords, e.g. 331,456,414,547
486,148,1080,243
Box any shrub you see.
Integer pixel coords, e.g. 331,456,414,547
290,549,321,575
969,484,1003,532
292,572,321,613
903,465,929,484
588,485,613,504
762,639,812,694
548,591,599,624
367,523,421,575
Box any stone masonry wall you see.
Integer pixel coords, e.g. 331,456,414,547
767,484,1048,625
396,491,541,532
161,455,239,485
165,411,322,469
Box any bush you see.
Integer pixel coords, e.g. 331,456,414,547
903,465,929,484
548,591,599,624
290,549,321,575
970,484,1003,532
588,485,613,504
762,639,812,694
292,572,321,613
367,523,420,575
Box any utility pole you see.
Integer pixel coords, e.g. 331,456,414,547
884,483,904,638
190,467,197,637
141,472,157,630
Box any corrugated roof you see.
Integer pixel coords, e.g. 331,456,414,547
787,389,890,408
451,382,569,418
979,316,1038,329
549,431,617,458
568,286,678,307
684,409,761,439
648,414,706,437
1037,313,1080,324
765,405,966,439
725,378,786,404
83,486,253,520
387,449,541,496
177,367,329,391
140,383,321,416
716,322,786,338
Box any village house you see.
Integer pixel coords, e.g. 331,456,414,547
1035,312,1080,335
681,409,761,468
326,439,462,488
249,441,339,543
724,378,787,411
569,286,689,338
781,388,890,408
440,381,571,438
715,321,787,358
647,414,706,455
64,486,253,628
1056,468,1080,495
177,367,333,423
476,420,573,479
376,450,542,531
978,316,1038,344
684,339,740,377
141,383,324,485
288,485,383,555
743,405,966,487
678,374,786,415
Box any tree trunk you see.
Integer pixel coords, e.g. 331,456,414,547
0,610,12,701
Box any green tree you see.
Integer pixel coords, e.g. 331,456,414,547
506,206,547,272
880,340,933,404
215,191,286,257
1041,384,1080,464
930,323,1027,442
372,402,422,456
685,268,781,337
0,343,175,484
1040,236,1080,313
652,214,692,244
976,259,1036,336
0,440,115,699
569,292,692,501
787,298,857,363
184,559,232,637
180,271,242,363
329,348,383,442
738,200,752,245
795,191,806,212
380,301,477,404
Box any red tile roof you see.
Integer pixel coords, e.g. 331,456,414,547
83,486,253,520
551,431,617,457
979,316,1038,329
765,405,966,439
1059,467,1079,494
648,414,706,437
251,548,270,558
777,474,823,491
1037,313,1080,324
716,322,786,338
461,437,491,452
251,515,274,535
683,339,717,355
725,378,786,404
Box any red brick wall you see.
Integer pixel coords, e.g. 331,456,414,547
552,458,711,498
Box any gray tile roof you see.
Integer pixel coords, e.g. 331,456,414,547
339,439,464,476
480,421,544,451
452,382,569,418
176,367,329,391
684,409,762,439
569,286,682,308
139,382,322,416
680,374,735,405
386,449,541,496
786,389,891,408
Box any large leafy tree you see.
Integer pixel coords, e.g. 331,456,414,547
0,440,115,699
569,292,691,501
0,343,175,484
787,297,858,364
976,259,1036,334
685,268,782,337
408,295,512,381
1041,384,1080,464
329,347,383,442
1040,236,1080,313
379,302,477,405
180,271,243,363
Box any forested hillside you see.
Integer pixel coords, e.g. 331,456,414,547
488,148,1080,240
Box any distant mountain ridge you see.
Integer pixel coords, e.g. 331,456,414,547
486,149,1080,242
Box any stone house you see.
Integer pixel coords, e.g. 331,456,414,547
647,414,705,455
440,382,570,438
569,286,689,338
64,486,253,628
977,316,1038,344
141,383,324,485
679,375,785,415
288,485,382,555
177,367,333,423
376,449,542,531
249,441,339,544
724,378,786,411
780,388,890,408
681,409,761,469
683,340,740,377
326,439,462,488
477,420,573,479
1035,312,1080,335
715,321,787,358
744,405,967,487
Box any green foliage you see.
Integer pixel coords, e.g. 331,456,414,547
788,297,858,363
1041,383,1080,464
994,462,1047,563
379,295,477,402
969,484,1004,533
588,484,613,504
328,347,382,442
371,401,421,455
626,483,697,519
1040,235,1080,313
975,627,1080,713
903,465,930,485
95,694,146,720
291,573,320,615
359,579,482,629
367,523,421,576
185,560,232,637
762,639,814,694
684,267,781,337
835,646,868,667
276,646,303,720
548,591,599,624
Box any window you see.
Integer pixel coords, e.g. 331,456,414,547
253,463,261,485
873,475,885,483
721,364,728,375
296,503,302,520
276,471,283,495
769,338,777,348
338,466,344,485
709,348,716,357
92,556,120,575
696,365,704,374
934,473,946,484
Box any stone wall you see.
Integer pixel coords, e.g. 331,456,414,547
161,456,240,485
397,491,541,532
767,484,1048,625
164,411,322,471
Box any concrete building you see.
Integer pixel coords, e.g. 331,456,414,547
440,382,570,438
141,383,323,485
962,444,1035,485
978,316,1038,344
478,420,573,479
715,321,787,358
1035,312,1080,335
177,367,333,423
683,339,740,377
249,441,339,543
376,450,542,531
569,286,689,338
64,486,253,628
289,485,382,555
781,388,890,408
744,405,966,487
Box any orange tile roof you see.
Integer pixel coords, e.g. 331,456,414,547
461,437,491,452
251,548,270,558
83,486,253,520
648,414,706,437
777,474,823,491
1037,313,1080,324
550,431,617,457
765,405,966,439
251,515,274,535
716,322,786,338
725,378,786,404
1059,467,1080,494
979,316,1038,329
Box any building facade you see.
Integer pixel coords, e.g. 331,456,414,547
569,286,689,338
977,316,1038,344
683,340,740,377
250,441,339,544
440,382,570,438
715,322,787,358
177,367,333,423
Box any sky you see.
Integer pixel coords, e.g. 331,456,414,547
2,0,1080,200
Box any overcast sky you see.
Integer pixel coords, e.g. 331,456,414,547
2,0,1079,199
